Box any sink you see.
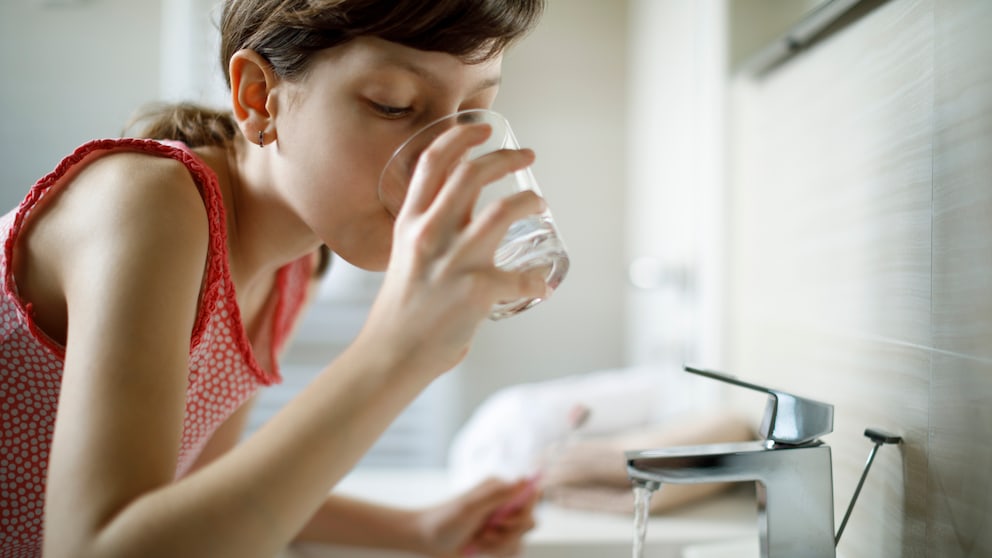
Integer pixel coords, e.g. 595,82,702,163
681,538,760,558
681,538,847,558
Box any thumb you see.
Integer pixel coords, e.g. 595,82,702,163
456,478,528,557
462,477,525,515
459,477,537,530
484,477,539,527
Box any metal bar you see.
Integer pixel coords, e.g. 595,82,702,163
835,429,902,546
835,443,879,546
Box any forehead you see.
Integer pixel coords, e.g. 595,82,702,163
314,36,503,91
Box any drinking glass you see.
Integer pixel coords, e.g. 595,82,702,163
379,109,569,320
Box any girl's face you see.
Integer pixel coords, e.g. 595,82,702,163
270,37,502,271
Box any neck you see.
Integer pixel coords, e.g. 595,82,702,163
201,135,321,290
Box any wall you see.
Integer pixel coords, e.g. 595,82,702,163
725,0,991,556
930,0,992,552
0,0,163,211
620,0,731,414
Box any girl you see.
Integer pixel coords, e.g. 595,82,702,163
0,1,548,556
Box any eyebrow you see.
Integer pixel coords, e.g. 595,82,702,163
389,58,502,95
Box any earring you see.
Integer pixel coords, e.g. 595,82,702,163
258,130,265,148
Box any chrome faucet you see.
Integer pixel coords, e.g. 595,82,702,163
626,365,837,558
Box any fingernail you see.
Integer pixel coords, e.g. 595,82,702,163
527,270,547,294
471,122,493,136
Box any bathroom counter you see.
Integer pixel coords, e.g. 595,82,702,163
280,468,759,558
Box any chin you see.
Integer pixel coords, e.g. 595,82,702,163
360,258,390,273
331,240,391,273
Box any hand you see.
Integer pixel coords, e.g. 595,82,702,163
414,477,540,557
361,123,548,377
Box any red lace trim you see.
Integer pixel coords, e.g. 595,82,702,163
1,138,298,385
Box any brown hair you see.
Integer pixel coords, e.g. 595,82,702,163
125,102,240,148
127,0,545,147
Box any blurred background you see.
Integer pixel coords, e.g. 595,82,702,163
2,1,989,555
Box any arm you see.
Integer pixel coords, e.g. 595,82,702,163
190,251,538,557
296,480,538,558
187,406,539,558
43,124,544,558
44,151,415,558
294,494,424,551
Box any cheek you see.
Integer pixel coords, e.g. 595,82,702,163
285,133,397,265
280,121,378,208
272,100,400,263
325,134,389,207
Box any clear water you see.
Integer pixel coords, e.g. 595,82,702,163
489,214,569,320
632,485,656,558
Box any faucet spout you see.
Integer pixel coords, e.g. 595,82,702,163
627,441,836,558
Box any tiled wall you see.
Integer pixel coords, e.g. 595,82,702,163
930,0,992,553
724,0,990,556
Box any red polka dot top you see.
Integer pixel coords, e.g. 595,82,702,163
0,139,314,557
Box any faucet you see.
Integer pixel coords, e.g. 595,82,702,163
626,365,837,558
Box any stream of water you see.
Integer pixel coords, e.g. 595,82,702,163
632,484,656,558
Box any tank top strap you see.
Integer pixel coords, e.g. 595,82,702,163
3,137,233,354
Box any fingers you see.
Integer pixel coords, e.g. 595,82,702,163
380,120,550,345
399,121,538,234
464,477,527,510
452,479,524,557
483,476,539,526
463,250,550,312
471,510,536,557
401,123,492,218
396,114,548,264
460,188,544,254
429,147,537,228
454,477,540,558
440,186,548,305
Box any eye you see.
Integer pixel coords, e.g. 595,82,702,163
371,102,413,119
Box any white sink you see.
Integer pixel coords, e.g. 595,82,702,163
279,469,759,558
681,538,760,558
681,538,847,558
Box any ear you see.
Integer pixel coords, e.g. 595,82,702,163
229,49,280,146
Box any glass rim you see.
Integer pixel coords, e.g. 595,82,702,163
391,108,505,154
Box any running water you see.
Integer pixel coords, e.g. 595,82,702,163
631,484,656,558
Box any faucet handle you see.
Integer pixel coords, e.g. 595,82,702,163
684,364,834,446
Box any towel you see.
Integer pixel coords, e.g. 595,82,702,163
447,366,692,490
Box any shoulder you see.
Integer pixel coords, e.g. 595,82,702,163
8,146,217,346
47,149,213,300
61,150,209,246
74,149,208,222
